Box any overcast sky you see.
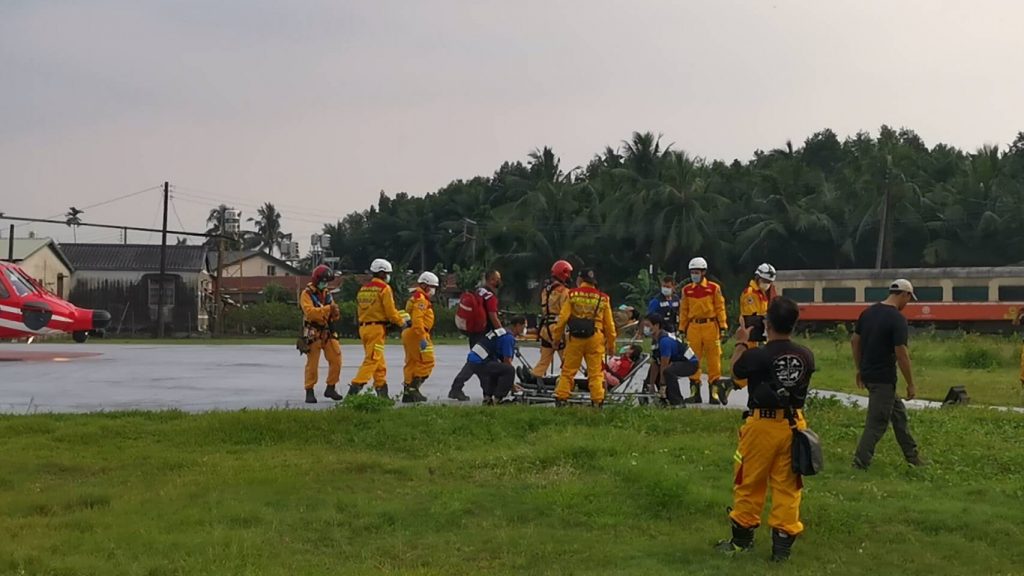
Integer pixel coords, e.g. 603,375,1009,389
2,0,1023,248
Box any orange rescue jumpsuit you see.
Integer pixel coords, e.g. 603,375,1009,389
551,283,617,405
352,278,408,389
533,279,569,378
734,279,770,389
300,284,342,390
402,287,436,385
680,278,728,399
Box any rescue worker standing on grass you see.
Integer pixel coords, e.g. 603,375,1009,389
720,263,777,405
401,272,439,404
347,258,411,399
532,260,573,380
680,257,728,404
716,297,814,562
550,268,617,407
300,265,342,403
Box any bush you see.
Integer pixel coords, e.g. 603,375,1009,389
225,302,302,335
953,338,1001,370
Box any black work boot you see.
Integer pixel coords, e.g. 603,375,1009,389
554,399,568,408
771,529,796,562
375,384,390,399
402,380,427,404
683,382,703,404
714,379,732,406
324,385,343,401
305,389,317,404
714,518,755,554
448,387,470,402
346,384,364,399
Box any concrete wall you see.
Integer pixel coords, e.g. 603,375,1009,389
19,248,73,298
221,253,295,278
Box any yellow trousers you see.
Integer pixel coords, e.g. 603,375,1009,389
554,335,605,404
402,329,435,384
532,340,564,378
353,324,388,388
687,322,722,390
731,411,807,536
304,338,341,390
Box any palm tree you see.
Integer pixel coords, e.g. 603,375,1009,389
64,207,84,242
251,203,284,256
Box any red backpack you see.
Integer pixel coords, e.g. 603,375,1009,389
455,290,488,334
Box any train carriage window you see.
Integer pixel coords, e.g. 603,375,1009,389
822,287,856,303
782,288,814,303
913,286,943,302
952,286,989,302
864,287,890,302
998,285,1024,301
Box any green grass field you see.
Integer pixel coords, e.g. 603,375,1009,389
2,402,1023,575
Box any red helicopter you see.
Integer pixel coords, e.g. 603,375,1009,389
0,260,111,342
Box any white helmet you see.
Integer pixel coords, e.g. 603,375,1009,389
688,257,708,271
755,263,777,282
417,271,440,287
370,258,393,273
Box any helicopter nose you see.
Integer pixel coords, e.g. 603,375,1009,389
92,309,111,330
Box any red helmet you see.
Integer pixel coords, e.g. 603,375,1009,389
311,265,334,285
551,260,573,282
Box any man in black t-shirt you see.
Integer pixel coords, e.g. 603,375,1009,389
851,279,924,469
715,297,814,563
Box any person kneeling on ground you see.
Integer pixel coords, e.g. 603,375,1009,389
715,297,815,563
466,316,527,405
646,313,699,406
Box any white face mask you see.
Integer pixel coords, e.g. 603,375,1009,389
661,286,673,297
384,274,391,283
642,326,653,337
690,273,702,284
759,281,772,292
427,287,436,297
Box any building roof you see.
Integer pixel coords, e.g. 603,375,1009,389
2,237,75,272
62,244,208,273
206,250,303,275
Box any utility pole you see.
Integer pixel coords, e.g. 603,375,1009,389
461,218,477,264
6,224,14,262
157,182,169,338
123,227,128,244
874,168,891,270
215,235,225,337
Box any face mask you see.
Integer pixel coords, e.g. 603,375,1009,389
759,281,772,292
661,287,673,297
642,326,653,337
428,287,436,297
384,274,391,283
690,274,702,284
317,282,328,291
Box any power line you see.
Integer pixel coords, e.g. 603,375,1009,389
169,194,187,232
14,184,162,229
171,185,332,220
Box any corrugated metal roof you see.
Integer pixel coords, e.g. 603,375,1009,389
62,244,207,272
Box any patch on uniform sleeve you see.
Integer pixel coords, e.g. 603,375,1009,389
745,296,755,306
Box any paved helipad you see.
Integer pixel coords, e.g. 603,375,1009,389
0,343,759,414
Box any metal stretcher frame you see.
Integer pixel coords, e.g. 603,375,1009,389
512,347,658,406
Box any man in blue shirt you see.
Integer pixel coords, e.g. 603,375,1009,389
468,316,527,405
646,313,699,406
647,276,680,333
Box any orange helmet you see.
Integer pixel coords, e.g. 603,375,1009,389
551,260,573,282
311,265,334,285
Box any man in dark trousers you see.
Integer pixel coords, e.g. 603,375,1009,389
851,279,926,469
448,270,503,401
467,317,526,405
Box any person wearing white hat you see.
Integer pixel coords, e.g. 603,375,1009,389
851,278,925,469
401,271,440,403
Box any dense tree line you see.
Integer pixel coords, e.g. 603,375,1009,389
319,127,1024,305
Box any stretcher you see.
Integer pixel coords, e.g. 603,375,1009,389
512,347,657,406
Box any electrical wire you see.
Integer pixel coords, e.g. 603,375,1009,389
13,184,163,228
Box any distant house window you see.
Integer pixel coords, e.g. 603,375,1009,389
267,265,277,276
952,286,989,302
57,273,65,298
782,288,814,303
148,279,176,307
822,287,855,303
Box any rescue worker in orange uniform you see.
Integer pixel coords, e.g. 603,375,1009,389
680,257,728,404
719,263,777,405
550,268,617,407
401,272,439,404
347,258,411,399
716,297,814,563
532,260,573,380
300,265,342,404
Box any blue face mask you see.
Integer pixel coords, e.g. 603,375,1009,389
317,282,328,291
690,273,702,284
643,326,653,337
